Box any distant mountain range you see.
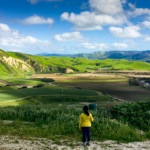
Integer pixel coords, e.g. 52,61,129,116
36,52,73,57
36,51,150,63
74,51,150,63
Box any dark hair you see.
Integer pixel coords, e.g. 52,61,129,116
83,106,89,116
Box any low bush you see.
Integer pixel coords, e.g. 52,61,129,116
33,84,44,88
111,101,150,131
32,78,55,83
75,87,82,89
128,78,139,86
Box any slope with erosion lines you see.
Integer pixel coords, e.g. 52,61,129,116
0,49,35,77
7,51,150,73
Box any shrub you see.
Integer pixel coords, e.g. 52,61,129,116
33,84,44,88
111,101,150,131
129,78,139,86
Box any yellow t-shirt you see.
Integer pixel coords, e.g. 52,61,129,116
79,113,94,129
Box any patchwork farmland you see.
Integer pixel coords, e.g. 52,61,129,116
31,73,150,102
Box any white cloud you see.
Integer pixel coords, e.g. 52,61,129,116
0,24,10,32
128,3,150,17
60,0,150,32
28,0,62,4
78,42,128,50
128,8,150,17
121,0,127,4
78,42,108,50
54,32,87,41
20,15,54,25
109,26,143,38
112,43,128,49
144,37,150,41
61,12,128,31
61,0,130,31
0,23,63,53
80,2,89,10
124,39,138,47
142,21,150,29
89,0,124,15
128,3,136,10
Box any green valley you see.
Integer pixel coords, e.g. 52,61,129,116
1,49,150,80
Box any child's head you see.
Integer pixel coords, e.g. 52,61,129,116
83,105,88,111
83,106,89,116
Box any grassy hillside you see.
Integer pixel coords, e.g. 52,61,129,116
8,51,150,73
1,49,150,80
0,49,35,78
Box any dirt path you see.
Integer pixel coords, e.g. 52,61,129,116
0,136,150,150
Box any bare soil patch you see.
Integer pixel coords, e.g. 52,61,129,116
31,74,127,81
31,73,126,78
31,73,150,80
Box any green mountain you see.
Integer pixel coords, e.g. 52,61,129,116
73,51,150,62
1,49,150,78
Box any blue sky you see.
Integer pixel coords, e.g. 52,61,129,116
0,0,150,54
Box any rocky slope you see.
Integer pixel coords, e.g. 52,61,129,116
0,50,35,77
0,49,70,77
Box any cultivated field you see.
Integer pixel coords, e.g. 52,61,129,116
59,82,150,102
31,73,150,102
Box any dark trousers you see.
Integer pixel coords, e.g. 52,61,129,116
82,127,91,142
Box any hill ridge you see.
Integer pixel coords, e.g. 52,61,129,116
1,49,150,78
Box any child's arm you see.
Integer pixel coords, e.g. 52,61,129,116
90,114,94,122
79,114,83,129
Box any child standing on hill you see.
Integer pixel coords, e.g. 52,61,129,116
79,106,94,146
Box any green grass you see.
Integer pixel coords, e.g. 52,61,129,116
0,82,6,86
0,94,112,107
0,106,146,143
0,86,18,90
0,76,53,85
0,85,98,102
1,99,34,107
